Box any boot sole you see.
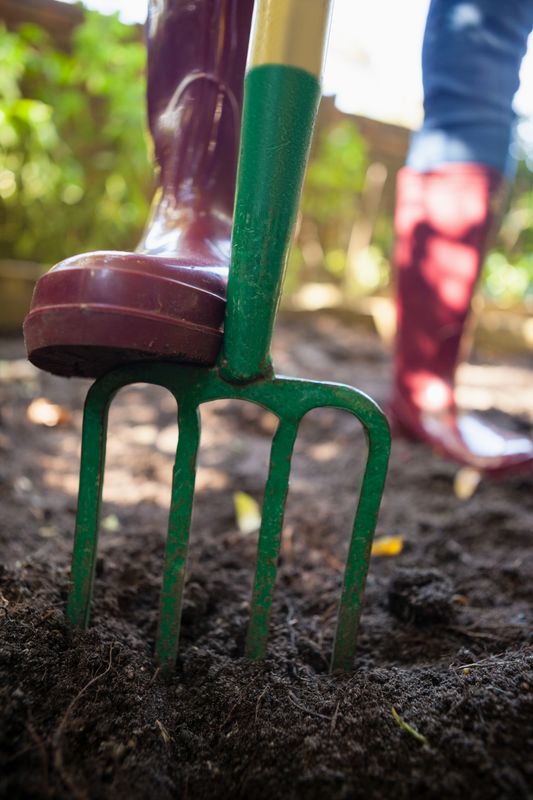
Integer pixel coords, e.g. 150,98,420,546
24,304,222,378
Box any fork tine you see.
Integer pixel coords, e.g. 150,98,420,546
66,364,389,675
331,411,390,672
156,400,201,674
67,380,114,629
245,419,299,660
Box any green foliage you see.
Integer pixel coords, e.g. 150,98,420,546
302,119,367,223
286,119,369,289
2,12,531,311
0,14,151,265
484,250,533,305
485,166,533,305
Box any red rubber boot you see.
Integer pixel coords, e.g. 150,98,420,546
390,164,533,476
24,0,254,378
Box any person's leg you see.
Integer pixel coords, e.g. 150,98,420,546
408,0,533,177
24,0,254,378
391,0,533,474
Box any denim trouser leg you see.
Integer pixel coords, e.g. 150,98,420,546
407,0,533,176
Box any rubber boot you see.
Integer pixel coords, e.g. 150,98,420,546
24,0,254,378
390,164,533,476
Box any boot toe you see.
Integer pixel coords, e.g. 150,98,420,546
23,251,227,378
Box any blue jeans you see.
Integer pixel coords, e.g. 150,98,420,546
407,0,533,176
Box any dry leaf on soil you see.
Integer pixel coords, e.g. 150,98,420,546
371,535,404,557
26,397,70,427
234,491,261,535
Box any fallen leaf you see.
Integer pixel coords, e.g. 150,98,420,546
234,491,261,535
102,514,121,532
452,593,469,606
391,706,428,745
27,398,70,427
454,466,481,500
371,535,403,557
38,526,58,539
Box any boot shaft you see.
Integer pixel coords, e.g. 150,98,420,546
146,0,254,216
393,164,504,410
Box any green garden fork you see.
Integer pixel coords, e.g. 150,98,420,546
66,0,391,674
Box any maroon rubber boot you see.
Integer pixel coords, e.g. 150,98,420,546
390,164,533,477
24,0,254,378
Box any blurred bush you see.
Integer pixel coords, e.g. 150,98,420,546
0,12,151,266
287,119,392,299
0,10,530,312
485,160,533,307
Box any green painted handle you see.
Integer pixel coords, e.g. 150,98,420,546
220,64,321,383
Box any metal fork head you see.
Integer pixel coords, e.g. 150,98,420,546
67,361,390,674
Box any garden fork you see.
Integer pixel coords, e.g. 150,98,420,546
66,0,391,674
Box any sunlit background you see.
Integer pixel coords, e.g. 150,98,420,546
1,0,532,349
60,0,533,127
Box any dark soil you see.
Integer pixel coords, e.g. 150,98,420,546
0,314,532,800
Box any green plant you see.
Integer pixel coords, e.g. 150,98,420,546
302,119,367,224
484,250,533,306
0,13,151,266
283,120,368,290
485,163,533,305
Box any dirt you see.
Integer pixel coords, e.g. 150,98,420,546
0,313,532,800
